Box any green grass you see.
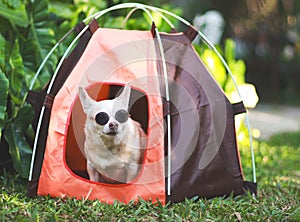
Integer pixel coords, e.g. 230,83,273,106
1,131,300,221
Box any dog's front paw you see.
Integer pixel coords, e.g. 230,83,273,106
87,162,102,182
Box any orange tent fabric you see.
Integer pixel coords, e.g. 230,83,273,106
38,28,166,204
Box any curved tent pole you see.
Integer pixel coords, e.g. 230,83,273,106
27,2,246,106
135,6,172,196
144,4,257,183
87,3,174,196
28,25,89,181
85,3,247,103
28,3,256,184
147,4,256,184
100,3,257,184
121,7,140,29
143,10,173,197
23,27,76,107
121,7,175,30
135,6,173,196
46,26,89,94
28,3,174,195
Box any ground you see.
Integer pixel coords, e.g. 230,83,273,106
248,103,300,140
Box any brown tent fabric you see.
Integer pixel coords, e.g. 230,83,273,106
155,30,255,202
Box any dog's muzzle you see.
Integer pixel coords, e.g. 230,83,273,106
107,122,118,136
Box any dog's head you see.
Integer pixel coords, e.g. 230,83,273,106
79,84,131,138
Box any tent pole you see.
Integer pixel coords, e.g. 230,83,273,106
139,7,173,196
88,1,257,185
152,24,172,197
28,25,89,182
23,27,76,108
121,7,175,30
146,5,257,183
150,23,172,197
89,3,174,194
127,6,173,196
46,26,89,94
29,2,257,185
28,106,45,181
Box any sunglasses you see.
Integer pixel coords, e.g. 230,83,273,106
95,109,129,125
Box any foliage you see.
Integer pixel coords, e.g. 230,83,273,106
1,131,299,221
0,69,9,138
0,0,58,178
48,0,181,34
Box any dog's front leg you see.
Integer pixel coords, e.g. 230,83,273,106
125,163,139,183
87,161,101,182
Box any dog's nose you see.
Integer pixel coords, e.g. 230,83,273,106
109,122,118,130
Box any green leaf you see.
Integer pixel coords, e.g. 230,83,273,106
201,48,227,88
49,2,75,19
4,104,33,178
229,60,246,84
0,33,12,73
23,0,56,72
3,0,22,8
225,60,246,94
0,68,9,137
13,104,34,132
224,39,236,63
0,69,9,116
8,39,26,105
0,34,5,68
4,124,32,178
0,1,29,27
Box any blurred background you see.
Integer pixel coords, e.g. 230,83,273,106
170,0,300,139
174,0,300,104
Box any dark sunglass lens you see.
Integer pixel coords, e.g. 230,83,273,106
115,109,128,123
95,112,109,125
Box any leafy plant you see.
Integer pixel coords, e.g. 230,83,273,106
0,69,9,138
0,0,56,178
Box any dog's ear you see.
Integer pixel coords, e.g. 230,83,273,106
79,87,94,114
115,84,131,109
